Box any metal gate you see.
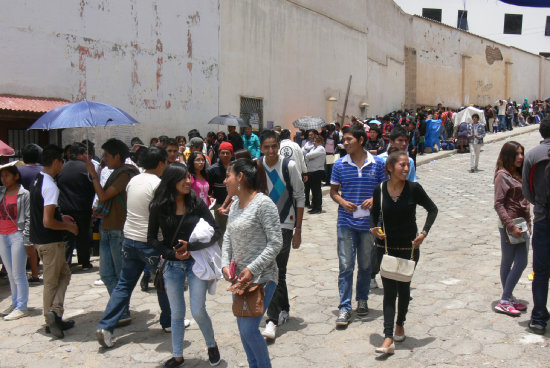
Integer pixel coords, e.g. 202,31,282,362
7,129,40,159
240,97,263,131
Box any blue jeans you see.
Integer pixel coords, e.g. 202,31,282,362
499,228,528,301
236,281,276,368
164,259,216,358
337,226,374,310
99,228,123,295
497,115,505,132
531,220,550,326
97,238,171,332
0,232,28,310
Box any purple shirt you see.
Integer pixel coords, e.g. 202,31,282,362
18,164,43,191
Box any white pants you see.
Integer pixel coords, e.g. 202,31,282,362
469,143,482,170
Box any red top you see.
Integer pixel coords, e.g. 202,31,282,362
0,194,18,234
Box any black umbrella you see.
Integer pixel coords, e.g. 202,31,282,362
208,114,249,127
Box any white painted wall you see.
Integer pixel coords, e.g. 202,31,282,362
0,0,220,146
393,0,550,56
218,0,369,129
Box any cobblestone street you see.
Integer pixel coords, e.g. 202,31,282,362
1,128,549,367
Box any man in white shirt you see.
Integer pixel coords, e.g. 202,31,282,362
96,146,171,348
260,130,305,341
279,129,307,177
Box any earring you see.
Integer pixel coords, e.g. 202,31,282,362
238,183,241,192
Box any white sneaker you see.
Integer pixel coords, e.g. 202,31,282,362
3,309,28,321
184,319,191,328
0,305,15,316
278,310,289,326
96,328,115,348
262,321,277,340
93,279,104,287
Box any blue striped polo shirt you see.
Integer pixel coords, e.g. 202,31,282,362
330,151,386,231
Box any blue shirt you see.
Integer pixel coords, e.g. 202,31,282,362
377,151,417,182
331,151,386,231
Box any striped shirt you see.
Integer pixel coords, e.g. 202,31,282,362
331,151,386,231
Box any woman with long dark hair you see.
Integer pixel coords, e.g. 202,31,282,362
493,141,530,316
0,164,30,321
148,163,221,367
187,151,212,206
221,158,282,367
370,151,438,354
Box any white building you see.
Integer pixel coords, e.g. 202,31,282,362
393,0,550,56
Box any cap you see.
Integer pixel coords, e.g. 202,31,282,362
219,141,234,153
187,137,204,148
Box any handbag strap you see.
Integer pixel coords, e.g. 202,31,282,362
379,182,414,261
158,212,188,270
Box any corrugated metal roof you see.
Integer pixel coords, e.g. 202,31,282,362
0,95,71,113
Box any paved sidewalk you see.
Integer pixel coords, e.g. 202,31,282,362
0,128,549,367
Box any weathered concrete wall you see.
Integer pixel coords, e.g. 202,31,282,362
0,0,219,145
407,15,550,108
365,0,407,116
219,0,368,129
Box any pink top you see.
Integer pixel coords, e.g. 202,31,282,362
191,175,210,206
0,194,18,235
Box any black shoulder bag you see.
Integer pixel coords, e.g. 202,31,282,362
154,213,187,292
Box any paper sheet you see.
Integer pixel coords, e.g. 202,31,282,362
353,208,370,218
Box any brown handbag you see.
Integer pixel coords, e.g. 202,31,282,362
229,282,265,317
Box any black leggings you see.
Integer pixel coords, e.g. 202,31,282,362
377,247,419,338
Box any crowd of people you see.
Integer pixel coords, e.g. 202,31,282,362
0,97,549,366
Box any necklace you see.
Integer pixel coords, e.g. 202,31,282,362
390,195,400,203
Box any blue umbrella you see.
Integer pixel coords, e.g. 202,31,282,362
369,119,382,125
28,100,139,130
499,0,549,6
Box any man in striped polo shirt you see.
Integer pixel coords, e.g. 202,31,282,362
330,124,386,326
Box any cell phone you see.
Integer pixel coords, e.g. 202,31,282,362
229,261,236,279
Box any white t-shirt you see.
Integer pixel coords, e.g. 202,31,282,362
123,172,160,242
41,172,59,206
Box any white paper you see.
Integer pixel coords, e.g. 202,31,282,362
353,208,370,218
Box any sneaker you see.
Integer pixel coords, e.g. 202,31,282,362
356,300,369,316
93,279,104,287
116,315,132,327
163,327,172,333
81,263,93,271
0,305,15,316
184,319,191,328
45,319,75,334
529,321,546,335
28,276,42,283
494,301,520,316
510,297,527,311
370,279,379,290
262,321,277,340
164,357,184,368
208,345,221,366
46,311,64,338
3,309,28,321
96,328,115,348
335,310,351,326
140,274,150,292
278,310,289,326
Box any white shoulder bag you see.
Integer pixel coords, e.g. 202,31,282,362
378,183,416,283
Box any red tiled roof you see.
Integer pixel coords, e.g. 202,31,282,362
0,95,71,113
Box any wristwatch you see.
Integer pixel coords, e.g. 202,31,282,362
421,230,428,237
